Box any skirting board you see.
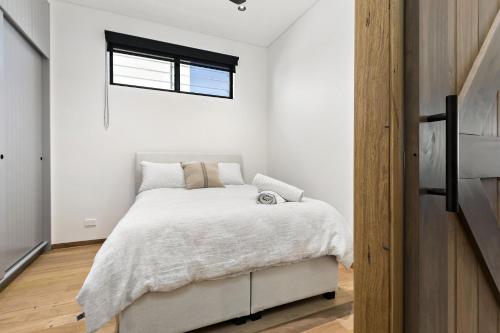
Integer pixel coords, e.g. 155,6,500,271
52,239,106,249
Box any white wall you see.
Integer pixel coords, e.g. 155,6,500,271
267,0,354,228
50,1,268,243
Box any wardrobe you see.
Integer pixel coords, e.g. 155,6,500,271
0,0,50,288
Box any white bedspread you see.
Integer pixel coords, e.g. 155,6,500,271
77,185,353,333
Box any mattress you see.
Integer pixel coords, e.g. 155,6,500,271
77,185,353,333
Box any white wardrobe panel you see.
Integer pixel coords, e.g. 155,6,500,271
0,11,8,278
31,0,49,57
0,0,49,58
0,0,32,36
3,18,43,269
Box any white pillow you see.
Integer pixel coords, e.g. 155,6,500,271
139,161,185,192
218,162,245,185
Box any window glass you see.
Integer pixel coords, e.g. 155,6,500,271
112,52,175,91
180,64,231,98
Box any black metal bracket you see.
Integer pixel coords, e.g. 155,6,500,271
420,95,458,213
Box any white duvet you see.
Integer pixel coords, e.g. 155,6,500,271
77,185,353,333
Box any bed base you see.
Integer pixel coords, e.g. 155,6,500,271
119,257,338,333
250,256,338,313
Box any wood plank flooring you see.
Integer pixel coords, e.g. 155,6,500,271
0,245,353,333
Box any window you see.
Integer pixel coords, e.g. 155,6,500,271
180,62,232,98
106,31,239,99
112,51,175,91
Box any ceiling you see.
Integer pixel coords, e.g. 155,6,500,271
58,0,319,47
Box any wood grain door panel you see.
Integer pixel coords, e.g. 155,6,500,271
405,0,500,332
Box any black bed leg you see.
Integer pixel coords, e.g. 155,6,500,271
249,312,262,321
232,316,247,326
323,291,336,300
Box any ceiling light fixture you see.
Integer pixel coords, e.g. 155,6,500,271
229,0,247,12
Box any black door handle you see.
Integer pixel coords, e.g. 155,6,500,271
0,154,3,160
421,95,459,213
445,95,458,212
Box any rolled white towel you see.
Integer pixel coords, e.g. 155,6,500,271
252,174,304,202
256,191,286,205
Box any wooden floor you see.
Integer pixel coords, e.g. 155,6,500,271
0,245,353,333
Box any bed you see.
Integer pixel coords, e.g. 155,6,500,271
77,153,353,333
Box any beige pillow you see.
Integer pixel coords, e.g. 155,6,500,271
182,162,225,190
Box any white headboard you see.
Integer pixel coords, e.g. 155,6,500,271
135,152,243,193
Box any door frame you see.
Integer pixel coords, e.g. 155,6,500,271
354,0,404,332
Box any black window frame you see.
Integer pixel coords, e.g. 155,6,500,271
106,31,239,99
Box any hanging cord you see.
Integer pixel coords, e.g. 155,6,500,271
104,46,110,130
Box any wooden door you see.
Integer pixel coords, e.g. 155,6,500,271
405,1,500,332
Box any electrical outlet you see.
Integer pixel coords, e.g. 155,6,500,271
84,218,97,228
